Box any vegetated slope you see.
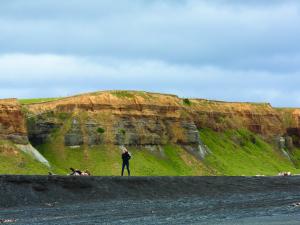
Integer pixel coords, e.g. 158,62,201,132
37,143,211,176
0,99,49,174
21,90,210,175
35,127,300,176
30,107,211,175
200,129,299,175
0,140,49,174
2,90,300,175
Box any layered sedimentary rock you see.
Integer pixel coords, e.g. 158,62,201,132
188,99,285,138
25,91,203,155
26,112,62,146
21,91,300,150
0,99,28,144
277,108,300,147
2,91,300,152
188,99,300,148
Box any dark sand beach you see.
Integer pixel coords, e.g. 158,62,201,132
1,176,300,224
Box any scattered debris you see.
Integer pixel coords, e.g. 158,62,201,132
69,168,91,176
278,172,292,176
44,201,58,207
292,202,300,207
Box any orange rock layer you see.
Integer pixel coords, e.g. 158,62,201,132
1,91,300,146
0,99,28,144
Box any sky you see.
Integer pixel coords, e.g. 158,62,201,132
0,0,300,107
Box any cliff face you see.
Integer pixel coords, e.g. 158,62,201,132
19,91,300,150
2,91,300,175
2,91,300,150
276,108,300,147
0,99,28,144
24,91,202,155
188,99,300,148
189,99,285,138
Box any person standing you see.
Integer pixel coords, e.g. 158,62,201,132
121,147,131,176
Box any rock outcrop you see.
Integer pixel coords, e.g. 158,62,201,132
27,113,62,146
189,99,285,138
64,118,84,146
23,91,205,156
0,99,28,144
19,91,300,150
2,91,300,154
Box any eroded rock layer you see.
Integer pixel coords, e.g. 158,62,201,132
0,99,28,144
23,92,300,147
2,91,300,150
24,92,202,155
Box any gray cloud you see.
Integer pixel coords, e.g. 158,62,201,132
0,54,299,107
1,1,299,63
0,1,299,106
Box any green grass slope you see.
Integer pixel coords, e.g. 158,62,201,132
200,129,300,176
0,140,49,174
2,127,299,176
37,143,211,176
32,111,212,176
288,148,300,169
37,127,299,176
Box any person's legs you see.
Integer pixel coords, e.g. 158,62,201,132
121,162,125,176
126,161,130,176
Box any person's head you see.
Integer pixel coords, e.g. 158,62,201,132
121,146,128,153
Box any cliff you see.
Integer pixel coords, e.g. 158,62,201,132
1,90,300,175
188,99,287,138
23,91,300,147
25,91,203,154
0,99,28,144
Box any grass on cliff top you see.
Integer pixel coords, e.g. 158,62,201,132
111,90,136,98
36,143,211,176
200,129,299,176
110,90,158,100
0,140,49,175
19,98,61,105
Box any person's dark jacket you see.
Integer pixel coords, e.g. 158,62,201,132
122,152,131,163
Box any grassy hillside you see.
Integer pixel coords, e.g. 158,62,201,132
34,128,300,176
200,129,300,175
0,140,49,175
1,91,299,176
288,148,300,169
2,129,300,176
37,143,211,176
27,108,211,176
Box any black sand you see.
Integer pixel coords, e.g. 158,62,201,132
1,176,300,224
